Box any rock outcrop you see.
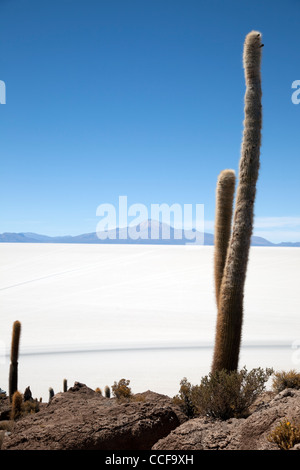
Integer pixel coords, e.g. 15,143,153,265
1,382,186,450
2,384,300,450
152,388,300,450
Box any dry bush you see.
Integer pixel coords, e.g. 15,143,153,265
174,367,273,420
111,379,132,400
272,370,300,394
0,420,13,432
0,421,14,450
22,399,39,415
10,391,39,420
173,378,196,418
268,419,300,450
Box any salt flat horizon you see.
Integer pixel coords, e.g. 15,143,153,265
0,243,299,400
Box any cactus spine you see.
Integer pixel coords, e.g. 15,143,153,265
9,320,21,401
214,169,236,306
212,31,263,373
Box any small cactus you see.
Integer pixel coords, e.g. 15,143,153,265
104,385,111,398
10,391,23,420
23,386,32,402
48,387,54,402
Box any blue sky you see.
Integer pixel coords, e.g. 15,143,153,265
0,0,299,242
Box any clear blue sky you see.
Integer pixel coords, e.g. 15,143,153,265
0,0,299,242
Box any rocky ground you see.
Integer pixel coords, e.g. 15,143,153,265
1,382,300,450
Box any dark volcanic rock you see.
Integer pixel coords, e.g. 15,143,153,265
1,383,186,450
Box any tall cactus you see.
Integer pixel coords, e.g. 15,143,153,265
214,169,236,306
212,31,263,373
9,320,21,401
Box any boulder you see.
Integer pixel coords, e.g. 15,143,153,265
1,382,186,450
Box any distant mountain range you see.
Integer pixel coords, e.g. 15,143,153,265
0,220,299,246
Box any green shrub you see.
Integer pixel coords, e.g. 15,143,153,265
173,378,196,418
267,419,300,450
111,379,132,400
175,366,273,420
272,370,300,394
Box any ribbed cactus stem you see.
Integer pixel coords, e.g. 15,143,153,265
214,169,236,306
9,320,21,401
212,31,263,373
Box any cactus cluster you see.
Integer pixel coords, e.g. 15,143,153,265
95,385,111,397
212,31,263,373
10,389,40,420
3,30,264,409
